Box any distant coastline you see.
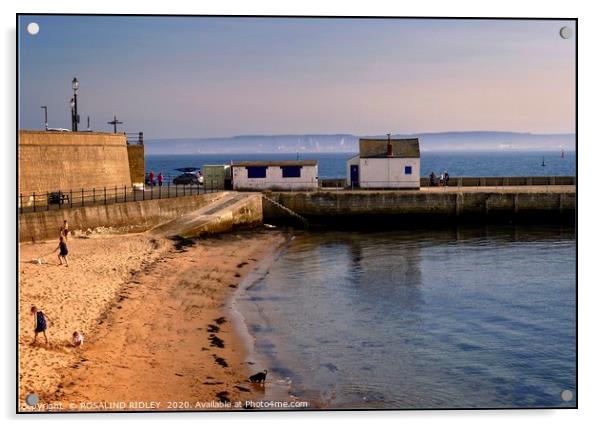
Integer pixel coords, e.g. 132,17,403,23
144,131,576,155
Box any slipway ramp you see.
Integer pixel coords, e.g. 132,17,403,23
148,192,263,238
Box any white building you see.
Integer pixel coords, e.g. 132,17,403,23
346,137,420,189
232,160,318,190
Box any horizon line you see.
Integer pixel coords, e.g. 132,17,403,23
144,130,577,141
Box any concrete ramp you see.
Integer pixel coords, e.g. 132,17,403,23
149,192,263,238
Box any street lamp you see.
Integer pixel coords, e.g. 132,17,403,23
40,106,48,130
71,77,79,131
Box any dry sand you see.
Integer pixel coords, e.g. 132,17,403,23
18,229,288,412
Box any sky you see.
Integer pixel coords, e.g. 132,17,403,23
18,16,576,139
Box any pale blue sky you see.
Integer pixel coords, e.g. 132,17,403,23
18,16,575,138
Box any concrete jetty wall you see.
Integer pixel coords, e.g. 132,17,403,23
19,192,228,242
178,194,263,237
126,144,145,186
148,193,264,239
18,130,132,195
263,188,576,224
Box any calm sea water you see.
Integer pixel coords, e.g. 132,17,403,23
238,226,576,409
145,151,576,180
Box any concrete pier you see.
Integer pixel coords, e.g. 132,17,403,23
262,185,576,225
19,184,575,242
149,193,263,238
19,192,263,242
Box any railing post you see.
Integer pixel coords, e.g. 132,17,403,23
33,192,36,212
19,194,23,214
159,184,161,199
104,187,107,205
114,186,117,204
93,188,96,204
151,183,153,200
70,190,73,208
124,186,127,203
47,192,50,211
81,188,84,207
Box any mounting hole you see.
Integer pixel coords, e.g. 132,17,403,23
561,389,573,402
25,393,39,406
559,26,572,39
27,22,40,35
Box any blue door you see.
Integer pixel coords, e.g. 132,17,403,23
350,165,359,187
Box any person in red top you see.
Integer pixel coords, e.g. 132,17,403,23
149,170,155,187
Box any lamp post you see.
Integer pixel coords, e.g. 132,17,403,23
70,98,75,130
71,77,79,131
40,106,48,130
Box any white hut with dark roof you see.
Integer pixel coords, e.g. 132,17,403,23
231,160,318,190
346,136,420,189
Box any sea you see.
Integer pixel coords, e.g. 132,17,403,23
238,226,576,409
145,151,576,181
147,151,576,409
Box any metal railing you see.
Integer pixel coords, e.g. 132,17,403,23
419,176,575,187
317,175,575,191
125,132,144,145
18,182,221,215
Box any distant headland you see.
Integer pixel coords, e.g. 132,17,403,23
144,131,575,155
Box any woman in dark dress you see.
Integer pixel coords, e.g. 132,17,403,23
31,306,51,345
54,235,69,267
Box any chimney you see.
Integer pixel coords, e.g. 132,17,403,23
386,133,393,157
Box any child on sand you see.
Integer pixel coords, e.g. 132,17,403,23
72,331,84,347
54,235,69,267
31,306,51,345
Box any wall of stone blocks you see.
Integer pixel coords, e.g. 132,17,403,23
264,190,576,222
127,144,145,185
18,130,132,196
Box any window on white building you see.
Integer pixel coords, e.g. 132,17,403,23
405,166,412,175
247,166,267,178
281,166,302,178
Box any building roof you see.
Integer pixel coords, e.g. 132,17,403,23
359,138,420,158
231,160,318,167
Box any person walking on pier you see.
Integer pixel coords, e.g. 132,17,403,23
429,171,436,187
444,171,450,186
149,170,155,187
158,172,164,187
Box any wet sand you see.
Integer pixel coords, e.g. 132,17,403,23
18,229,288,411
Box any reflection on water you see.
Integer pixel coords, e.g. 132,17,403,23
238,225,576,409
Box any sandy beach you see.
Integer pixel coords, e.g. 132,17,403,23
18,228,289,412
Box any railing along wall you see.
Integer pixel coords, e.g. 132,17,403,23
18,181,220,215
